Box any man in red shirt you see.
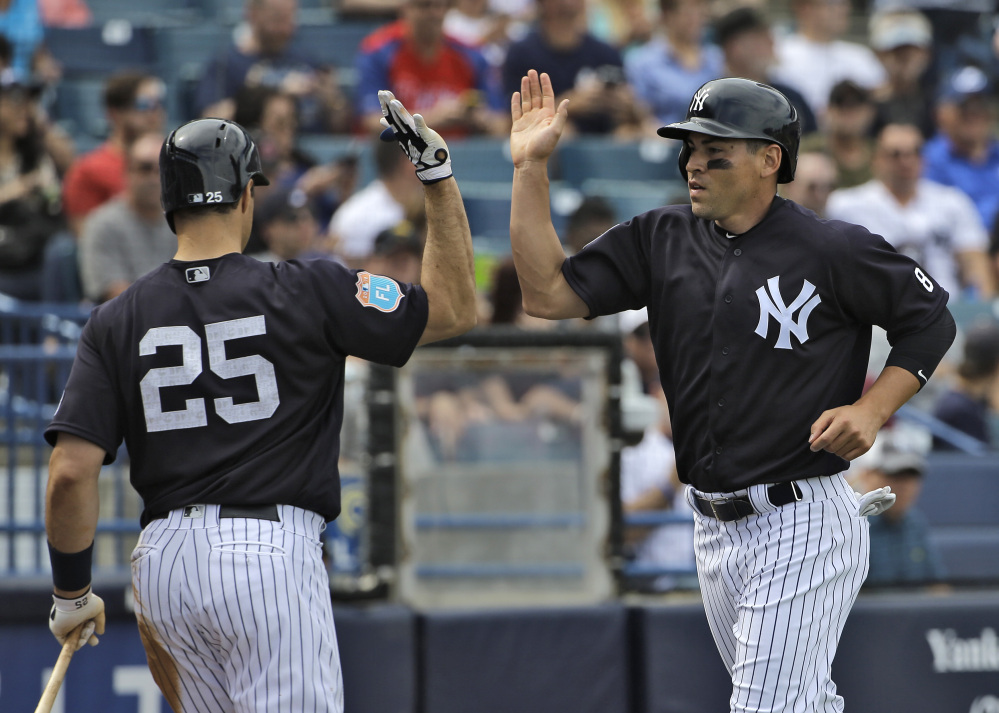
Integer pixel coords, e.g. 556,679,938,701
355,0,508,137
61,71,166,236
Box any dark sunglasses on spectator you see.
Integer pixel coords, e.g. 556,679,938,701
134,96,163,112
130,161,159,174
882,148,921,160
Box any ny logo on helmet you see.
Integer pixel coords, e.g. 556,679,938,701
754,276,821,350
690,87,711,113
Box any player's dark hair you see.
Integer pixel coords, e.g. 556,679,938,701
104,71,152,111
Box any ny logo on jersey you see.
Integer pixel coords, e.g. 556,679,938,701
754,276,821,350
690,87,711,112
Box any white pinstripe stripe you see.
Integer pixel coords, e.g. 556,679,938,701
130,505,344,712
690,475,869,713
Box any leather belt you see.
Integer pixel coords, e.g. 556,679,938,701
149,504,280,522
692,481,803,522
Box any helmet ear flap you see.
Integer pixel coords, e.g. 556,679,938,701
677,142,690,182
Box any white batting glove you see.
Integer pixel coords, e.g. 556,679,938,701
50,588,106,650
378,90,452,184
855,487,896,517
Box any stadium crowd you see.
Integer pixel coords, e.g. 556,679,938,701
2,0,999,588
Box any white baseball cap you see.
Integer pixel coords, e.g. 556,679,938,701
869,10,932,51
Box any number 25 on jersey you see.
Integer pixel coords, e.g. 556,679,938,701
139,315,280,433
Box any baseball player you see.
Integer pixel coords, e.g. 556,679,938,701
44,94,474,712
509,70,955,712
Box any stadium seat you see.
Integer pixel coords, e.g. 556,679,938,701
555,137,680,187
447,138,516,183
921,453,999,527
53,78,109,138
580,179,687,222
45,26,157,78
86,0,201,25
930,528,999,582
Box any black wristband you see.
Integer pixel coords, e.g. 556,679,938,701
48,540,94,592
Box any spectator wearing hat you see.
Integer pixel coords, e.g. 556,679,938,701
368,219,424,285
799,79,877,188
771,0,886,121
0,67,62,300
923,65,999,237
869,8,936,140
0,0,43,78
712,6,817,136
853,441,946,587
932,320,999,451
249,185,330,264
827,122,994,300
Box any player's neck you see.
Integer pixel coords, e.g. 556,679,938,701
174,223,245,261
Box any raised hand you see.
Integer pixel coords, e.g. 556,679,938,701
510,70,569,168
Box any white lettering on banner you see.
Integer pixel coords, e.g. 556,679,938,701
926,628,999,672
971,695,999,713
754,276,822,350
113,666,163,713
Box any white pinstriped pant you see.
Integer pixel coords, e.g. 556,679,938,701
130,504,344,713
687,474,869,713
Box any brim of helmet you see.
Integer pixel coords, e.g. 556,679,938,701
252,171,271,187
657,118,756,141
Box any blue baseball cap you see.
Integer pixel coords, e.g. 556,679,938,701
937,65,993,104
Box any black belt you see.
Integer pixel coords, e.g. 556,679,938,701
150,504,280,522
692,481,803,522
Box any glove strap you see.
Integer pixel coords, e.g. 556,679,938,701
52,588,94,612
48,540,93,593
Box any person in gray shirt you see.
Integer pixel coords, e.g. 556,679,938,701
79,132,176,303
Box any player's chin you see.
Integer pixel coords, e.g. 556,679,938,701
689,199,714,220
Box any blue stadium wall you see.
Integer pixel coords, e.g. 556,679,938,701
2,593,998,712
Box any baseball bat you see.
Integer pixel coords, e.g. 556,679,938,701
34,623,86,713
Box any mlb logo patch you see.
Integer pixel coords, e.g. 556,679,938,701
186,266,211,283
355,271,404,312
187,193,205,204
183,505,205,519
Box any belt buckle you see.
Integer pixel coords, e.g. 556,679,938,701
707,497,729,520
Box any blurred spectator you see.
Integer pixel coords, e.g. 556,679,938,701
712,6,817,136
234,86,357,229
488,256,551,328
61,71,165,236
367,219,425,284
196,0,350,134
502,0,652,137
564,194,615,254
771,0,886,121
923,65,999,235
0,0,43,78
443,0,516,67
37,0,91,28
827,122,994,300
249,185,328,263
328,137,423,265
852,443,946,587
78,133,174,303
623,0,723,127
0,69,62,300
932,320,999,451
779,150,837,217
587,0,651,50
799,80,876,188
356,0,507,137
868,8,936,140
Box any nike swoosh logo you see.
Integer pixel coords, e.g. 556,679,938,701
725,232,737,239
918,370,927,382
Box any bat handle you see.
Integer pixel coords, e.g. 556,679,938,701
34,623,86,713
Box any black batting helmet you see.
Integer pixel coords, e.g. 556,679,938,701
160,118,270,233
657,78,801,183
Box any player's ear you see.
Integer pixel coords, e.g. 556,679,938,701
761,144,782,180
240,180,254,214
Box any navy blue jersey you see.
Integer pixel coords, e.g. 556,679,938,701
46,254,428,524
562,197,951,492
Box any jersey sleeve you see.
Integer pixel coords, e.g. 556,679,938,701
561,217,650,317
831,222,954,380
300,259,429,366
44,314,122,463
